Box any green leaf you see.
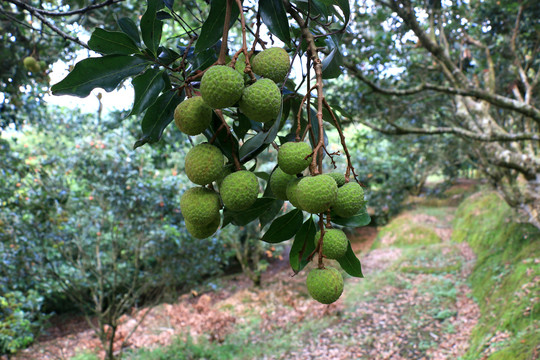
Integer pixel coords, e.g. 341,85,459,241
223,198,276,227
88,28,140,55
321,48,343,79
140,0,164,55
118,17,141,45
195,0,240,52
259,198,284,228
261,209,304,243
336,0,350,24
233,113,252,140
51,55,148,97
203,113,239,163
289,217,317,273
129,68,166,116
259,0,291,45
331,206,371,227
133,89,183,149
337,242,363,277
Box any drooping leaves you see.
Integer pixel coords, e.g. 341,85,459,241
88,28,140,55
51,55,148,97
140,0,164,56
289,217,317,273
118,17,141,45
259,0,291,45
337,242,364,277
195,0,240,52
133,89,183,149
129,68,166,116
223,197,277,227
261,209,304,243
331,206,371,227
321,48,343,79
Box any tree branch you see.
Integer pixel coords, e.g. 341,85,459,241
5,0,124,17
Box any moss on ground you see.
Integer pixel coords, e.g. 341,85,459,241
374,214,441,248
452,192,540,360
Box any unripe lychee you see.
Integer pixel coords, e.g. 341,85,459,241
185,215,220,239
239,79,281,122
296,175,338,214
200,65,244,109
333,182,365,218
220,170,259,211
306,266,343,304
327,172,347,187
229,52,250,83
314,229,348,259
185,143,224,185
269,167,295,200
286,177,303,209
278,142,312,175
174,96,213,135
251,47,290,83
180,187,221,226
23,56,40,73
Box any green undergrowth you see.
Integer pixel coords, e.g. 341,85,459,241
373,214,441,248
453,192,540,360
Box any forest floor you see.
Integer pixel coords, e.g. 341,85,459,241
16,184,482,360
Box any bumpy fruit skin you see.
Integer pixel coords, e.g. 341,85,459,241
220,170,259,211
180,187,221,226
174,97,213,135
314,229,348,259
297,175,338,214
286,177,302,209
200,65,244,109
278,142,312,175
251,47,290,83
333,182,365,218
239,79,281,122
23,56,40,72
269,167,295,200
185,144,224,185
306,267,344,304
185,215,220,239
327,172,347,187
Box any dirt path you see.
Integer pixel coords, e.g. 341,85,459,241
15,205,480,360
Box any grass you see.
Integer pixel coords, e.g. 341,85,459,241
452,192,540,360
373,214,441,248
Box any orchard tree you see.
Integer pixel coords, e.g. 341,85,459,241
8,0,370,305
332,0,540,228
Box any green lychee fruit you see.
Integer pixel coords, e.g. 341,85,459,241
23,56,40,72
228,52,250,83
296,175,338,214
184,143,224,185
278,142,312,175
239,79,281,123
39,60,47,70
185,215,221,239
333,182,365,218
174,96,213,135
327,172,347,187
269,167,295,200
251,47,290,83
306,266,344,304
314,229,348,260
220,170,259,211
200,65,244,109
286,177,303,209
180,187,221,226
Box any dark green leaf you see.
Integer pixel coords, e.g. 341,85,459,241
331,206,371,227
140,0,164,55
223,198,276,226
203,113,239,163
195,0,240,52
118,17,141,45
289,217,317,273
335,0,351,24
337,242,363,277
233,113,252,140
321,48,343,79
88,28,140,55
239,132,267,160
259,198,284,228
261,209,304,243
51,55,148,97
133,89,183,149
129,68,166,116
259,0,291,45
156,10,172,20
